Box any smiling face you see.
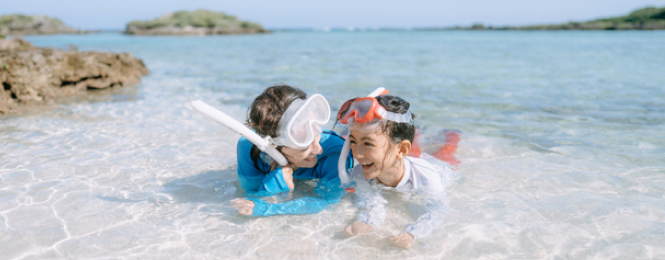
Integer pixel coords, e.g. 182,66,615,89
281,133,323,169
348,129,401,180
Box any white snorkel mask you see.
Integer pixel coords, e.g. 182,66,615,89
272,94,331,149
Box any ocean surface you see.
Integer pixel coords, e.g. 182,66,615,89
1,31,664,259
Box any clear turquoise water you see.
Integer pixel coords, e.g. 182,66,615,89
1,31,664,259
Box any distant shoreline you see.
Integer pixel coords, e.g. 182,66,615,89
9,28,665,36
3,6,663,37
268,27,665,32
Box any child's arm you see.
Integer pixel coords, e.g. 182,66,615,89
344,167,388,235
403,192,448,240
355,187,388,227
236,137,293,194
234,131,353,217
390,158,449,248
250,178,345,217
386,193,447,249
242,151,349,216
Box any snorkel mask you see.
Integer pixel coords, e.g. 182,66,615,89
272,94,331,149
337,96,413,133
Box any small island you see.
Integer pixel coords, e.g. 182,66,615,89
0,14,84,35
452,6,665,30
125,10,268,35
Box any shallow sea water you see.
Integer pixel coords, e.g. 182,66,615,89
1,31,665,259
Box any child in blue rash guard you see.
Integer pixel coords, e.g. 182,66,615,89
230,85,353,217
337,94,450,249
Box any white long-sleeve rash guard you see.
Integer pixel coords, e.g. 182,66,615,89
351,156,450,240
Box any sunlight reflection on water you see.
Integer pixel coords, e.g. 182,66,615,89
1,31,664,259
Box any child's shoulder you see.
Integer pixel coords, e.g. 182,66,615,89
405,156,438,172
319,130,346,150
404,156,446,192
320,129,343,140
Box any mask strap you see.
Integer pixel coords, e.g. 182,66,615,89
381,110,413,124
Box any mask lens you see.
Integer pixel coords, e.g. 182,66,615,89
338,99,355,122
284,94,330,147
346,98,376,123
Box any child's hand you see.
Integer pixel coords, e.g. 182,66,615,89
389,232,415,248
230,198,255,216
271,161,295,190
342,221,374,236
281,165,294,190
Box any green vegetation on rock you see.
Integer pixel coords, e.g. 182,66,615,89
449,6,665,30
125,10,267,35
517,6,665,30
0,14,79,34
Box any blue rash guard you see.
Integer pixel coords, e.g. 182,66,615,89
236,129,353,217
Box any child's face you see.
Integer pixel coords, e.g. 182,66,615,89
281,133,323,169
349,129,401,180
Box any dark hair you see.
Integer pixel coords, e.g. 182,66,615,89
247,85,307,137
246,85,307,173
375,95,416,144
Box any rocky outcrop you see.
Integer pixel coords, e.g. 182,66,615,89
125,10,268,35
0,38,149,114
0,14,83,35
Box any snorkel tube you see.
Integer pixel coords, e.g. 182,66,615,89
185,99,288,166
337,87,390,185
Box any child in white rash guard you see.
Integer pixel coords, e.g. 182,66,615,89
337,94,450,249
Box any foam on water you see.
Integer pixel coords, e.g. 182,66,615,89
1,31,665,259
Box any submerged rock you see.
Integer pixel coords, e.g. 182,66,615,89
0,14,83,35
0,38,149,114
125,9,268,35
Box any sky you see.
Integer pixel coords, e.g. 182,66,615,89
2,0,665,30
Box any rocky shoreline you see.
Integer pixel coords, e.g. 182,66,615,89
0,38,149,114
